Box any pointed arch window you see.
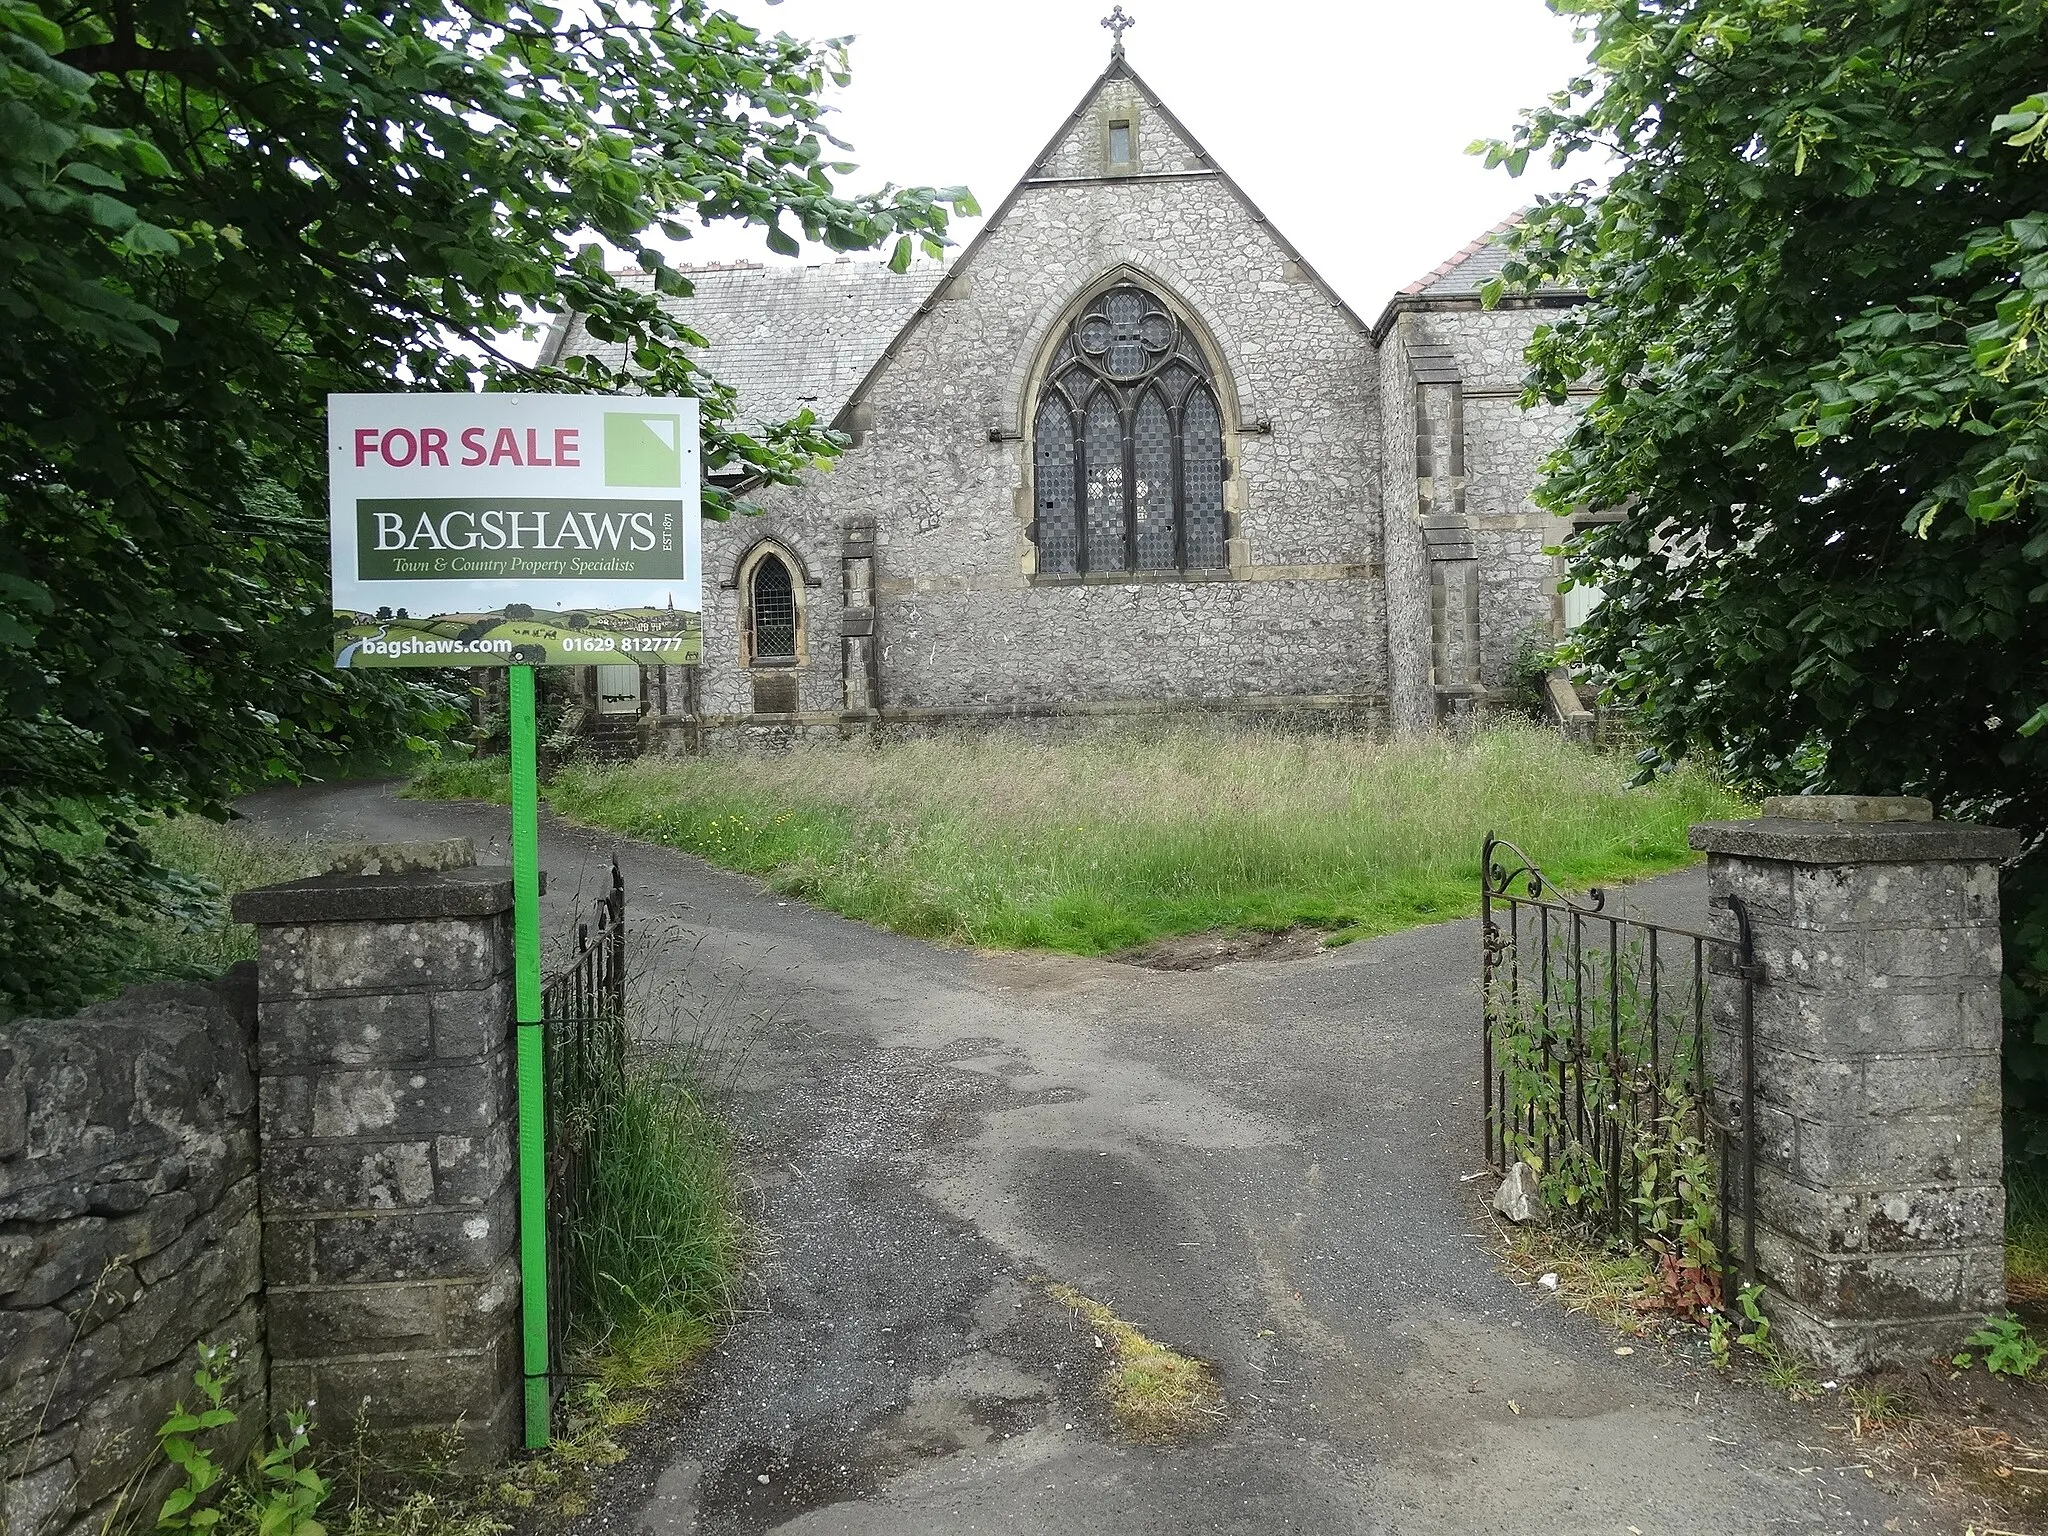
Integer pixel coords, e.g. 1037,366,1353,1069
749,553,797,663
1031,284,1229,576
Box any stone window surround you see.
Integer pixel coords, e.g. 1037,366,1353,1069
1551,507,1624,637
1016,269,1247,588
1104,109,1138,175
726,536,820,669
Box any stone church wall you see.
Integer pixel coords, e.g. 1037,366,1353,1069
700,492,843,724
574,63,1593,747
1375,316,1434,732
1397,304,1576,697
698,107,1387,730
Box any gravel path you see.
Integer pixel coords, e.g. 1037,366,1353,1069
242,780,1940,1536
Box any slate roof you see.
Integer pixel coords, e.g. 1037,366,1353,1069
542,258,945,431
1400,215,1528,297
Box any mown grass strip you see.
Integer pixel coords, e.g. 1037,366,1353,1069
409,721,1748,956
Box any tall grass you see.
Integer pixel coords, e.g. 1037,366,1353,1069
569,1052,745,1357
414,721,1747,954
5,816,335,1018
2010,1170,2048,1321
131,817,334,979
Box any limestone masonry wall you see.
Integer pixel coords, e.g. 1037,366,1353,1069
0,975,265,1536
1400,306,1576,694
236,866,524,1465
562,64,1589,741
1695,803,2023,1372
698,92,1386,725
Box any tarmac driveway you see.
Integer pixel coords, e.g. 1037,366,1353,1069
242,780,1937,1535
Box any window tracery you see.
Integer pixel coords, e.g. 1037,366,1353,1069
1031,284,1228,575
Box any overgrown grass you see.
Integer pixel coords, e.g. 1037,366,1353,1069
410,722,1746,955
569,1052,746,1359
9,815,336,1018
2011,1171,2048,1321
129,817,334,980
1045,1283,1224,1442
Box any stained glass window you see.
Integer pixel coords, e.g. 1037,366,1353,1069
1034,397,1078,576
1182,389,1226,570
1133,390,1174,570
1029,283,1229,576
1083,392,1125,572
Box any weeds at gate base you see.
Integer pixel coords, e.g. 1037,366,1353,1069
1483,901,1831,1395
1955,1317,2048,1379
1487,913,1725,1321
122,912,761,1534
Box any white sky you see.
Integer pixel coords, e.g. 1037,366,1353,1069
669,0,1597,317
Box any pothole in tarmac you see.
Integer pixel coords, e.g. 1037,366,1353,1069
693,1356,1062,1532
695,1441,876,1531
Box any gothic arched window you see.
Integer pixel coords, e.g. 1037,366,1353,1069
749,552,797,663
1031,284,1228,576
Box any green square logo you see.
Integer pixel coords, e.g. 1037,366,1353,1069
604,412,683,487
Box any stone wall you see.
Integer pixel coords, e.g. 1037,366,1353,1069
694,69,1388,728
1375,313,1433,732
1392,303,1579,696
1694,799,2022,1372
0,975,265,1536
553,67,1596,743
236,864,523,1466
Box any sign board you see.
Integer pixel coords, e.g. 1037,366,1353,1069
328,394,702,668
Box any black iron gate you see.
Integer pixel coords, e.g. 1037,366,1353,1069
539,857,627,1389
1479,834,1760,1293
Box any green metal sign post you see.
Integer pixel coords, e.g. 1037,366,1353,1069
509,665,550,1447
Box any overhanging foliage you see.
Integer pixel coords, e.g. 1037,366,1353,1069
1480,0,2048,1160
0,0,974,1016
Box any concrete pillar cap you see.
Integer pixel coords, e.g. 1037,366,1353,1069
323,838,476,876
1760,795,1931,823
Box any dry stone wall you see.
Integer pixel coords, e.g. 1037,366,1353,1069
0,975,265,1536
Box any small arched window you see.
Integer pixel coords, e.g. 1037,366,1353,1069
749,553,797,663
1032,284,1228,576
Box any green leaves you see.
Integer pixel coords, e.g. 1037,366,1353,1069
1485,0,2048,1170
152,1345,330,1536
2,0,973,1016
1956,1315,2045,1377
1997,92,2048,156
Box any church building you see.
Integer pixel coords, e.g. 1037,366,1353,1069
540,21,1588,752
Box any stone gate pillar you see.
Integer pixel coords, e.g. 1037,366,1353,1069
1690,797,2022,1374
233,842,522,1463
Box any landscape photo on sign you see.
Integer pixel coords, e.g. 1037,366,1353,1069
327,394,704,669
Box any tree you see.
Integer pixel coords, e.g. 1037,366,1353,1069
0,0,975,1016
1481,0,2048,1160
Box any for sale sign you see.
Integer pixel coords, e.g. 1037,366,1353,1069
328,394,702,668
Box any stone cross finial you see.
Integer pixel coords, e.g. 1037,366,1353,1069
1102,6,1135,56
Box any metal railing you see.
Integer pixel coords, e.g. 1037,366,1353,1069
1479,834,1758,1290
539,857,627,1389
